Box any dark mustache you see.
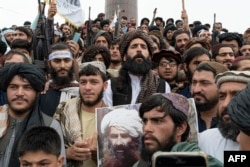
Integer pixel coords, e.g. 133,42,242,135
192,93,206,99
13,97,27,101
133,54,146,61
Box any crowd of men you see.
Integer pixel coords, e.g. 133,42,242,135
1,1,250,167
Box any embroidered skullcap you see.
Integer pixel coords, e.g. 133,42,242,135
79,61,106,75
119,30,154,58
101,108,143,138
0,63,46,92
215,71,250,88
228,83,250,136
161,93,189,116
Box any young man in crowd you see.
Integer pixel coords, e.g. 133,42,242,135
54,61,108,167
191,61,228,132
18,126,65,167
133,93,222,167
0,63,66,166
199,70,250,162
39,42,79,117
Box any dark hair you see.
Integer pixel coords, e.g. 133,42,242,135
59,23,70,31
0,40,7,54
82,45,110,69
17,126,61,157
195,62,217,77
231,56,250,70
15,26,33,39
172,30,190,47
92,31,112,48
49,42,72,54
111,38,120,46
211,43,234,59
140,17,150,26
218,32,243,47
79,64,107,81
163,24,177,37
100,19,110,28
183,47,211,65
121,16,127,20
4,49,30,64
139,94,190,142
184,38,211,51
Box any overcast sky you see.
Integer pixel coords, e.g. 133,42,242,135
1,0,249,33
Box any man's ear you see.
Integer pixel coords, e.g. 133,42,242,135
57,156,64,167
176,122,188,138
48,61,52,68
103,80,108,90
183,63,188,73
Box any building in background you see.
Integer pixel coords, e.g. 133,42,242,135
105,0,138,24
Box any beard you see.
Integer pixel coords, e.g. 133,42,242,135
102,140,139,167
7,96,37,116
110,58,122,65
50,67,74,86
194,94,218,112
217,109,239,141
122,53,152,75
140,132,177,162
80,90,103,107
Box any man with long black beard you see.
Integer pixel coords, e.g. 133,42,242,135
191,61,228,132
199,71,250,163
133,93,222,167
39,42,79,116
100,108,143,167
103,30,171,107
54,61,108,167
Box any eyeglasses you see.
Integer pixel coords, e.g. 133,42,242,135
159,61,177,67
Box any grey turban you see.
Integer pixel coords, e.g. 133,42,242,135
228,83,250,136
101,108,143,138
0,63,46,92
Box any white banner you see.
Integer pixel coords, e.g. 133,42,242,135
56,0,85,28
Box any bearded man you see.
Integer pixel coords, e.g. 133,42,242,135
103,30,171,106
39,42,79,116
54,61,108,167
199,71,250,163
100,108,143,167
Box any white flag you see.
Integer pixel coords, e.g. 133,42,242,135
110,11,117,29
56,0,85,28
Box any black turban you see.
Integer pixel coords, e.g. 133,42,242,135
0,63,46,92
228,83,250,136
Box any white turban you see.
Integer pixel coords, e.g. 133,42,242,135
101,108,143,138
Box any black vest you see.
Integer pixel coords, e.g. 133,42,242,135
111,76,166,106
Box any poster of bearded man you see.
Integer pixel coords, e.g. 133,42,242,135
96,104,142,167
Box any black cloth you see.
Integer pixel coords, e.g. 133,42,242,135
111,72,166,106
197,115,218,133
39,89,61,117
0,63,45,92
228,83,250,136
8,98,45,167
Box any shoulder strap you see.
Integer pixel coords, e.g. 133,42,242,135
157,78,166,93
